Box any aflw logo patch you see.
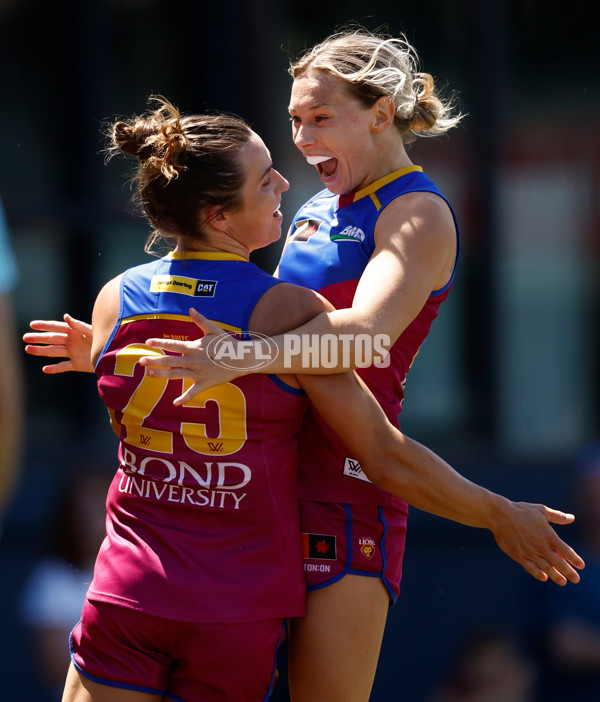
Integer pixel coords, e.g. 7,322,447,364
343,456,373,484
150,275,217,297
302,533,337,560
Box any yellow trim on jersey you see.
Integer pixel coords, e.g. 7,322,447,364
352,165,423,206
369,193,382,209
120,313,242,333
166,251,247,262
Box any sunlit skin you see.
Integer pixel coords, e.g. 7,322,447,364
288,69,413,195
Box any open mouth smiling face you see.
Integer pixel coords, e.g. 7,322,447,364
306,154,338,182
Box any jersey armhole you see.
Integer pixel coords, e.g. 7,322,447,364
267,374,306,395
431,202,461,297
94,273,127,371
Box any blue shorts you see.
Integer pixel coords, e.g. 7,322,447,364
70,599,286,701
299,500,408,602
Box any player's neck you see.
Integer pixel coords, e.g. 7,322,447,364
173,233,250,260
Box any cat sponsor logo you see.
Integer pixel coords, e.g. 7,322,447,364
150,275,217,297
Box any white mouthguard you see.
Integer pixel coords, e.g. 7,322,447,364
306,155,330,165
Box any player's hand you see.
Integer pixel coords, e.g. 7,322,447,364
23,314,94,373
140,308,241,405
491,501,584,586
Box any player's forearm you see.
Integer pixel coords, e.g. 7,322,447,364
234,307,391,375
366,432,509,530
300,371,503,528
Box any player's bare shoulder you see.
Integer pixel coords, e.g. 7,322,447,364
374,190,456,289
91,274,123,363
376,190,455,247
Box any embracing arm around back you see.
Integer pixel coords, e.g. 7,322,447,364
21,276,585,585
140,191,457,393
140,277,585,587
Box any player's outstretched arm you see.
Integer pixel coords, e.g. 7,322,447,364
298,371,585,586
23,314,94,373
375,433,584,586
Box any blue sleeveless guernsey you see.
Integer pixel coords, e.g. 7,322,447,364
278,166,460,505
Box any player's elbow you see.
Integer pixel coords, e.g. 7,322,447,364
360,447,403,494
361,460,388,488
359,432,414,498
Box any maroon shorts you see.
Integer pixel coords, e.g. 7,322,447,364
70,599,286,701
299,500,408,602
